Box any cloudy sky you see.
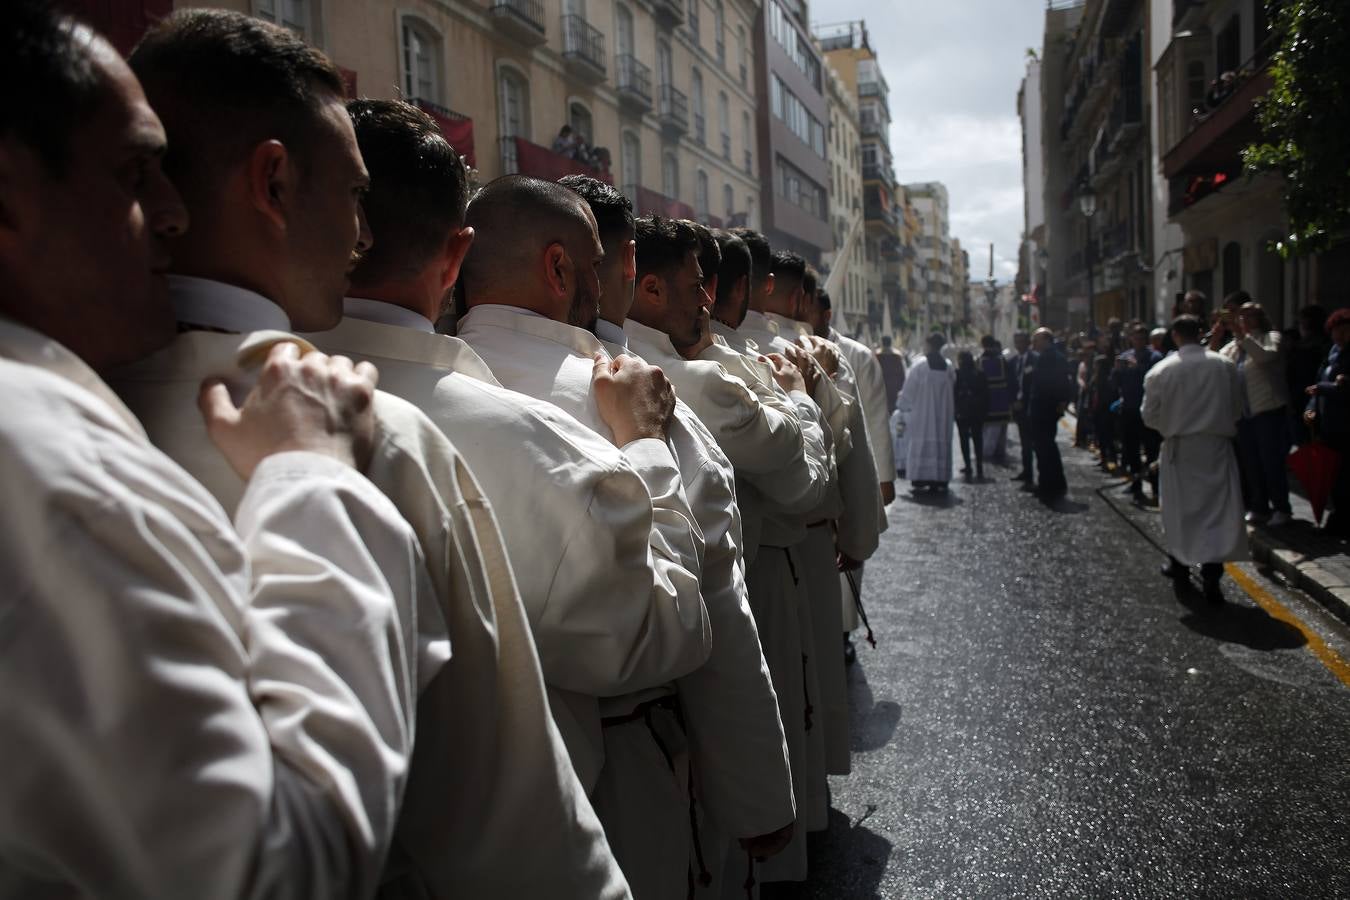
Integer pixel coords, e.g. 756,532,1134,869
815,0,1049,281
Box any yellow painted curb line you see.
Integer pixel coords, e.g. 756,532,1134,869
1225,563,1350,688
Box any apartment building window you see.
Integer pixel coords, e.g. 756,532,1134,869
713,0,725,66
255,0,320,43
400,17,443,104
569,102,594,144
621,130,641,203
741,110,753,174
1216,15,1240,74
767,1,820,92
615,3,635,57
691,68,706,144
723,183,734,220
736,25,747,86
696,170,709,221
770,75,825,157
657,40,673,89
718,92,730,159
687,0,700,46
497,65,530,173
663,151,680,199
776,156,825,221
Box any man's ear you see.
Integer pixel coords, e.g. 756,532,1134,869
543,241,570,299
637,271,664,308
764,272,776,297
245,139,292,233
623,239,637,282
438,226,475,292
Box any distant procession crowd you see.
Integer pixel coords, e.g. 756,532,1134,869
0,5,912,898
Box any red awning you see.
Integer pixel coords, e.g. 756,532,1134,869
636,186,695,220
513,138,613,185
414,99,477,169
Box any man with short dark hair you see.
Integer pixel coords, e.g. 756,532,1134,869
304,101,674,898
1112,323,1163,499
1145,315,1247,602
110,15,639,898
1009,330,1036,482
978,334,1013,463
1027,327,1073,498
712,229,753,330
456,176,713,900
0,7,433,894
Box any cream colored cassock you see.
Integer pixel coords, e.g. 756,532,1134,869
601,318,798,897
110,279,634,900
764,316,883,779
0,318,431,899
308,303,715,900
1143,344,1249,566
826,328,892,637
457,305,717,900
707,313,843,881
695,322,839,887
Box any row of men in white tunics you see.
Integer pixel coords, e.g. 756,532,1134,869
0,8,895,899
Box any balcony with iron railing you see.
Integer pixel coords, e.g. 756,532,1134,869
659,85,689,136
652,0,684,26
693,112,705,145
615,54,652,111
1162,34,1277,186
1107,82,1143,152
489,0,546,45
860,118,885,139
627,183,696,220
500,135,614,183
720,133,731,160
743,148,753,175
561,15,605,82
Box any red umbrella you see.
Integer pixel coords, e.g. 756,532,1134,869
1288,441,1341,525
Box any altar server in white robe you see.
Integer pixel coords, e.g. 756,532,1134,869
762,257,882,786
309,105,721,896
713,236,848,870
0,12,430,893
1144,315,1247,603
113,15,636,897
898,332,958,489
452,175,720,899
563,183,802,895
803,287,893,644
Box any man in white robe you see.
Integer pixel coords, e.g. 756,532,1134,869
114,16,638,897
309,107,716,896
1144,315,1248,603
801,286,893,660
0,13,431,893
898,332,957,490
455,176,715,899
576,201,809,895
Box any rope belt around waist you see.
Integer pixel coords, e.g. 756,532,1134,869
806,519,830,528
760,543,798,584
600,693,681,730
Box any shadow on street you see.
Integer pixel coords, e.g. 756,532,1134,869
1170,580,1307,651
845,662,901,754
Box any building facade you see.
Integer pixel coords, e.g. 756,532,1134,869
1017,54,1047,330
752,0,830,263
905,181,957,338
818,20,901,347
90,0,765,232
819,54,868,341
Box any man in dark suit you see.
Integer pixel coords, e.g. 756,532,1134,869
1009,330,1036,483
1028,328,1073,498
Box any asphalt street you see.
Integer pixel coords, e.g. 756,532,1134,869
784,423,1350,899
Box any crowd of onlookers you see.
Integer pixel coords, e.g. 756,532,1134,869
877,286,1350,534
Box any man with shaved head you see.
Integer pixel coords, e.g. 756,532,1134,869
0,5,432,894
457,175,712,899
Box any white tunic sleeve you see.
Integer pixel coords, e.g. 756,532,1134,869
0,367,424,900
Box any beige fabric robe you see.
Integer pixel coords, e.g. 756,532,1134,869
0,318,430,899
110,280,632,899
457,305,715,899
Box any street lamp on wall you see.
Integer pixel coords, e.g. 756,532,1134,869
1078,181,1098,337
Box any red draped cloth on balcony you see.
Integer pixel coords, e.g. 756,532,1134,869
415,100,477,169
636,186,695,220
512,138,613,184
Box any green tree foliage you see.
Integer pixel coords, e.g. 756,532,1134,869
1243,1,1350,256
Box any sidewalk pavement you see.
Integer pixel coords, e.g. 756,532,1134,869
1062,409,1350,626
